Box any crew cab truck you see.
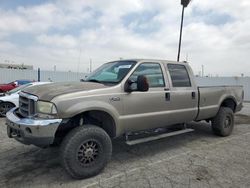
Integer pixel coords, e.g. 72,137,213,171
6,59,243,179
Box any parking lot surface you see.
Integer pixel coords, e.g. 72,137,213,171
0,104,250,188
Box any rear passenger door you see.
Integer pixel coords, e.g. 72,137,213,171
165,63,198,123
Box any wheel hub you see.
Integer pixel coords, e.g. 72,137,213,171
84,148,94,157
77,140,99,165
0,104,12,115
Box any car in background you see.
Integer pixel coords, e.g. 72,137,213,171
0,82,50,117
0,80,33,94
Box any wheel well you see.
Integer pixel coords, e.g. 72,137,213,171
77,110,116,138
1,101,15,106
54,110,116,145
221,98,236,112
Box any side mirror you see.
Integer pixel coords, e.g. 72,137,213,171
124,75,149,92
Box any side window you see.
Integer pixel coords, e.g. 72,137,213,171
129,63,165,87
167,64,191,87
18,80,28,85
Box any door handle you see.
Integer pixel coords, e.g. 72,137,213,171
192,92,196,99
165,93,170,101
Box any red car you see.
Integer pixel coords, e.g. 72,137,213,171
0,80,32,93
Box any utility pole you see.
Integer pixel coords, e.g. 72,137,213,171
202,65,204,77
38,68,41,82
89,58,92,73
177,0,191,62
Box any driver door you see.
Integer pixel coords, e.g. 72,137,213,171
121,62,170,132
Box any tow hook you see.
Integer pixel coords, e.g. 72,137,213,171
11,132,18,138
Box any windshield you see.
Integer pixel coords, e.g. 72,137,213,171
7,83,32,95
85,61,136,84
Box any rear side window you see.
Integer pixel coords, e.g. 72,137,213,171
167,64,191,87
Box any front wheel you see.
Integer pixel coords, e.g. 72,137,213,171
211,107,234,137
60,125,112,179
0,102,15,117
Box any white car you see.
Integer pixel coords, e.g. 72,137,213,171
0,82,50,116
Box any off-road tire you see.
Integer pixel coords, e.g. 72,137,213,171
211,107,234,137
0,102,15,117
60,125,112,179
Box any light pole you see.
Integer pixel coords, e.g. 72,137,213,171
177,0,191,62
89,58,92,73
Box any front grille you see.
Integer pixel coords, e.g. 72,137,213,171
19,92,38,117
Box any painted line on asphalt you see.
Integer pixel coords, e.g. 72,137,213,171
83,131,250,188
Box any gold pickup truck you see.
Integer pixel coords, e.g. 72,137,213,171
6,59,243,179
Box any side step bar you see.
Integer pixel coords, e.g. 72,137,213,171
126,128,194,145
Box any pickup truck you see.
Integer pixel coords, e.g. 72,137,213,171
6,59,243,179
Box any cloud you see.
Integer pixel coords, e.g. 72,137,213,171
0,0,249,76
0,2,97,34
0,10,29,33
37,34,77,48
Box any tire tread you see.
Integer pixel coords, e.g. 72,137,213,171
60,125,112,179
211,107,234,137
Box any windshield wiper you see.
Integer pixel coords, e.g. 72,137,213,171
86,79,102,83
86,79,118,85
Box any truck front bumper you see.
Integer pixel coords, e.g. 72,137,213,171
6,107,62,147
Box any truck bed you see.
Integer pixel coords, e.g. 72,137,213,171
196,85,243,121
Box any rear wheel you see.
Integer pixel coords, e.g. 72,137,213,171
211,107,234,137
0,102,15,117
60,125,112,179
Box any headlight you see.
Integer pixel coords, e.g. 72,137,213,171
37,101,57,114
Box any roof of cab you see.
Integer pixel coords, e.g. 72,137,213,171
118,59,188,65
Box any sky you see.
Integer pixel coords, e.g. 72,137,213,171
0,0,249,76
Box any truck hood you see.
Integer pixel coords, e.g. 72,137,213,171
22,82,109,101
